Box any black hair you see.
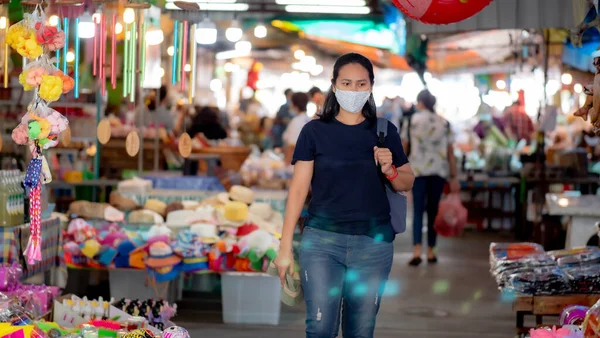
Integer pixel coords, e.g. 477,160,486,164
192,105,219,125
284,88,293,96
319,53,377,122
417,89,436,113
159,85,168,102
291,92,309,113
308,86,322,99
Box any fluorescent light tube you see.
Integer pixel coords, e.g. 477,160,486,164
285,5,370,14
166,2,248,11
277,0,366,6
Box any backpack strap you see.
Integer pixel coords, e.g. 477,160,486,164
405,115,413,157
376,118,388,146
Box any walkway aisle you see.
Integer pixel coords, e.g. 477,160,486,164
178,231,516,337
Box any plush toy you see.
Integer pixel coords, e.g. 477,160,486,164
236,230,278,272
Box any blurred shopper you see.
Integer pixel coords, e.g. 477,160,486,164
276,53,414,338
138,85,175,130
401,89,458,266
182,106,228,176
379,96,403,129
308,86,325,114
272,89,294,148
503,91,535,143
473,102,506,139
282,92,311,163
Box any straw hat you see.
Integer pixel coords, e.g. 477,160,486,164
215,201,250,227
217,185,255,205
189,223,220,244
145,242,182,268
144,199,168,217
128,210,165,224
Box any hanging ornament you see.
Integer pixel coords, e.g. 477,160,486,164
391,0,494,25
126,131,140,157
97,119,111,144
8,5,71,264
178,133,192,158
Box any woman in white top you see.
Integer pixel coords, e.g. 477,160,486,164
401,90,459,266
283,92,311,163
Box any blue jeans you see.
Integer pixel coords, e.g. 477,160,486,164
299,227,393,338
412,175,446,248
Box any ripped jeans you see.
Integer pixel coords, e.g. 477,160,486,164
299,227,394,338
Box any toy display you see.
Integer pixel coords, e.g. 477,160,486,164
114,299,177,331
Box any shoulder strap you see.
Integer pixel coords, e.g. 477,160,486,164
377,118,387,146
406,115,413,157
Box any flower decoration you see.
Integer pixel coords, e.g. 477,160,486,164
11,123,29,145
25,67,48,87
19,71,34,91
56,70,74,93
38,75,63,102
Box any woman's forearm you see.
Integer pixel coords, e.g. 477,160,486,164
390,172,414,192
280,185,309,252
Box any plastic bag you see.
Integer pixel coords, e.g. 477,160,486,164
557,251,600,268
6,12,44,59
583,298,600,337
434,193,467,237
563,264,600,294
489,242,545,264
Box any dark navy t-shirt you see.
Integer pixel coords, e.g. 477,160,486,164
292,117,409,243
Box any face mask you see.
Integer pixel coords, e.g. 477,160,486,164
334,88,371,114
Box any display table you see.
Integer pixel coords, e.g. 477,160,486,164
546,193,600,249
0,218,63,279
142,174,225,191
513,294,600,334
192,146,251,171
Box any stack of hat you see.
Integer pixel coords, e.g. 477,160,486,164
144,199,168,218
128,209,164,224
145,242,182,282
173,231,209,273
249,203,283,238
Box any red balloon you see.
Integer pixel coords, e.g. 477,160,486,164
391,0,494,25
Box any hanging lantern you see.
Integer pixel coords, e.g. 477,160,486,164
391,0,494,25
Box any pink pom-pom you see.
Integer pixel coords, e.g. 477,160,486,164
25,67,48,87
11,123,29,145
46,31,65,52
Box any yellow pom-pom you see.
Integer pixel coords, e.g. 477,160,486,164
39,75,63,102
18,71,33,91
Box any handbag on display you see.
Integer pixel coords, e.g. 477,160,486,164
376,118,407,234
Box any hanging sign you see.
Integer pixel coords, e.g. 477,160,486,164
97,119,112,145
126,131,140,157
178,132,192,158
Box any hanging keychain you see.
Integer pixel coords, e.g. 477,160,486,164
23,148,42,265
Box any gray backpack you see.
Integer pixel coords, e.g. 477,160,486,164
377,118,408,234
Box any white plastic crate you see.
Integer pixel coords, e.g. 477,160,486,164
221,272,281,325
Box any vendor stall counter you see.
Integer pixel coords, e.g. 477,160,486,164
546,193,600,249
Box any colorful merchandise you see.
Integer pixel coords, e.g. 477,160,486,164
114,299,177,331
162,326,190,338
391,0,493,25
560,305,590,326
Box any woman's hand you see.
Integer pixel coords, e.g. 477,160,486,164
374,146,394,176
274,248,295,286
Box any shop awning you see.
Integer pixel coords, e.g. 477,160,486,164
405,0,576,35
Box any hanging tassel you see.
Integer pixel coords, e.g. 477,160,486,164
100,14,106,96
74,17,80,98
92,15,97,76
181,21,188,91
62,17,69,74
111,13,116,89
23,158,43,265
171,20,178,85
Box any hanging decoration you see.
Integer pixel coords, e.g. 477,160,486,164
0,2,9,89
169,7,201,104
9,5,72,265
391,0,494,25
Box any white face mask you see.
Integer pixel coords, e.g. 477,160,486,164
334,88,371,114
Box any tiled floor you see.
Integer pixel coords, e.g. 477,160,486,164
175,230,519,338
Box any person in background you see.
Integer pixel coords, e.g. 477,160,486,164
276,53,414,338
473,102,506,140
259,116,274,150
401,89,459,267
272,89,294,148
379,96,403,130
182,106,228,176
308,86,325,114
503,91,535,143
141,85,174,131
282,92,311,163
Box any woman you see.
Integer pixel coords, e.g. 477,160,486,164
401,90,458,266
275,53,414,338
282,92,311,163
